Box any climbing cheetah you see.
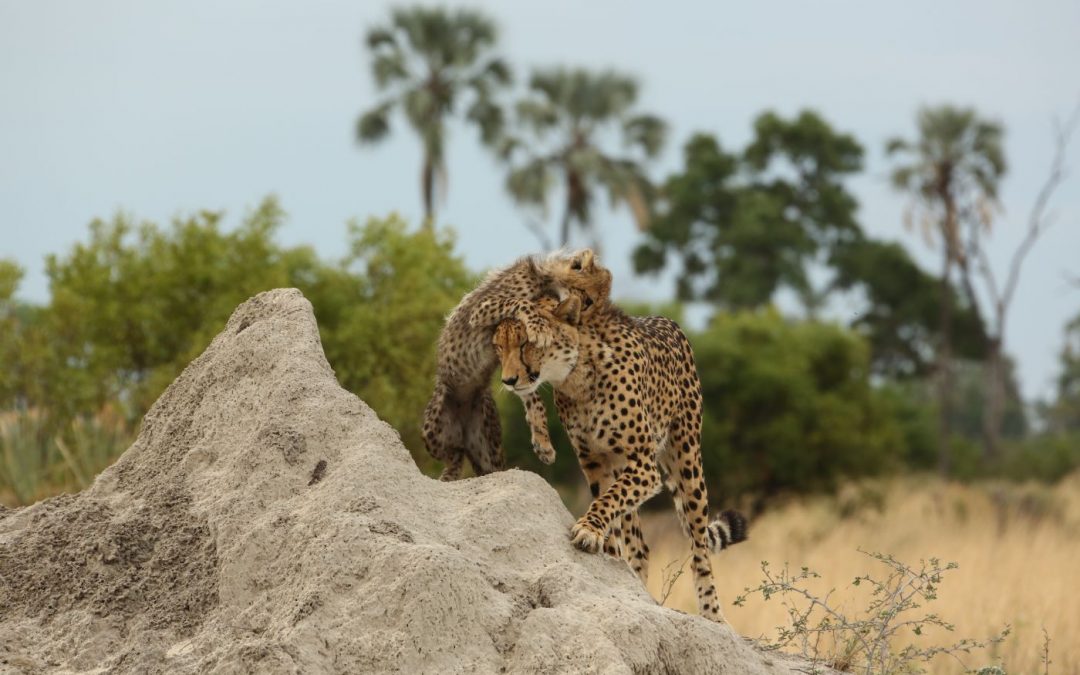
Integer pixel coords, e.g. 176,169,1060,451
422,250,611,480
492,298,747,622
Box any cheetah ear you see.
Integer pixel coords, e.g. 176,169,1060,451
554,295,582,326
578,249,595,272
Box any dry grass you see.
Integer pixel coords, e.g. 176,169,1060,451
642,474,1080,674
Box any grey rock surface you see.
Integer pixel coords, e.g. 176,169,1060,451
0,288,812,674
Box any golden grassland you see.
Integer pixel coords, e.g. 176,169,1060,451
642,474,1080,674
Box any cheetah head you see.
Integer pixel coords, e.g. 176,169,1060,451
492,295,581,396
540,248,612,313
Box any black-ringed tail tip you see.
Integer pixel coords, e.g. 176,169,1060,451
706,510,748,553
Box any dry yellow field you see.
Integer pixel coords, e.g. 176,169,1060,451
642,474,1080,674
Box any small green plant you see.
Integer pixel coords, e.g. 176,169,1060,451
0,408,133,506
658,551,692,606
733,549,1010,674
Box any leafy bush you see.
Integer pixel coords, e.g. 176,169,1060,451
0,204,474,502
693,309,905,506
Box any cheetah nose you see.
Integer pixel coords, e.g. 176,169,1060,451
502,375,518,386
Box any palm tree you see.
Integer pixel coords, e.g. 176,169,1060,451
357,7,510,225
886,106,1005,472
501,68,667,249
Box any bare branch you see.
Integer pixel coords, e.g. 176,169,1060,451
1001,102,1080,313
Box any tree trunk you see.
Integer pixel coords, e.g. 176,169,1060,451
421,159,435,229
937,254,955,477
560,203,572,248
982,337,1003,460
562,169,587,248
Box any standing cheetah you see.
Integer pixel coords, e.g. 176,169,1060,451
492,299,747,622
422,250,611,480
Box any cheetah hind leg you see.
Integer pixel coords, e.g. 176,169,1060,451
659,431,727,623
463,389,506,476
521,392,556,464
439,450,465,481
423,382,465,481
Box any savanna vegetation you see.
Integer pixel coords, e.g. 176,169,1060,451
2,5,1078,674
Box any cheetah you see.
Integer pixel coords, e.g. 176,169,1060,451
422,249,611,480
492,298,748,622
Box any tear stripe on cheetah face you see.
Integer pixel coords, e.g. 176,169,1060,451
423,252,608,479
495,300,750,623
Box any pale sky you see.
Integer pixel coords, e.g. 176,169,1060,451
1,0,1078,402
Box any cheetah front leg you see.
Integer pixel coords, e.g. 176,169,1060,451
570,440,663,554
521,392,556,464
578,459,626,561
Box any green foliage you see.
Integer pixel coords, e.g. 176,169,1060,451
635,111,863,311
0,408,132,505
886,105,1006,219
1044,313,1080,432
876,381,938,470
319,215,474,454
0,203,473,501
993,433,1080,484
831,238,987,377
0,260,26,404
37,197,303,421
501,67,666,247
0,259,21,302
692,309,904,503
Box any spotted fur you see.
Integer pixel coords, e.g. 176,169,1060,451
422,250,610,480
493,302,748,622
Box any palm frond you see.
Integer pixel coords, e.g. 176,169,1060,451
623,114,667,158
366,27,397,50
372,51,409,88
465,98,504,146
356,101,395,143
506,159,553,209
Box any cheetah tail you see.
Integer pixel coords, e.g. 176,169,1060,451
706,510,748,553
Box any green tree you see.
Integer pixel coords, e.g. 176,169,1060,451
357,6,511,224
830,238,985,379
634,111,863,312
319,215,474,455
3,202,477,503
886,106,1005,471
692,309,903,510
40,198,308,421
1046,313,1080,433
501,67,666,249
0,260,25,404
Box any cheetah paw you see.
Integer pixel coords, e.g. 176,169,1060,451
531,441,556,465
522,317,553,350
570,519,605,553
